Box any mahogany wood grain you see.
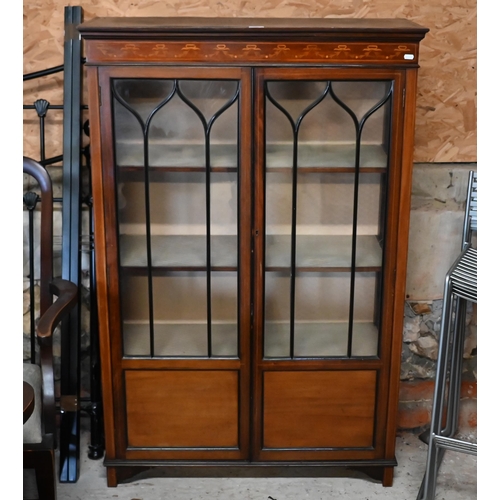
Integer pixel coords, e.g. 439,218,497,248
384,67,421,467
78,17,428,486
23,157,53,316
23,157,79,499
85,39,422,66
23,382,35,424
81,18,428,68
263,370,376,449
86,65,120,463
125,370,239,448
78,17,428,34
38,278,78,432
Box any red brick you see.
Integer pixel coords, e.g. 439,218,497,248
399,380,476,403
399,380,435,402
397,379,477,431
460,381,477,399
398,402,432,429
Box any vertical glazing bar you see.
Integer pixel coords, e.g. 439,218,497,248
289,130,299,359
142,127,155,357
347,133,362,358
205,131,213,358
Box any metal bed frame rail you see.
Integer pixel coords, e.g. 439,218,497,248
23,5,104,484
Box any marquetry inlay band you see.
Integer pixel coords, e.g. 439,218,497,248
87,40,419,65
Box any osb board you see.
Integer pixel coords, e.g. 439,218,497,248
23,0,477,162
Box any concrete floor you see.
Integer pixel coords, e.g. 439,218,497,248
24,418,477,500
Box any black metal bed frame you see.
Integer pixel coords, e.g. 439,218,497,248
23,5,104,483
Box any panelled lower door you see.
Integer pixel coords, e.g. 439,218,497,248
253,67,405,461
99,66,252,460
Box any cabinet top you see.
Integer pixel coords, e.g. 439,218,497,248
79,17,428,66
78,17,428,39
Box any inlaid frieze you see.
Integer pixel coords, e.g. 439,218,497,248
87,40,419,64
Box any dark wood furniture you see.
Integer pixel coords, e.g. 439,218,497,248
23,157,79,500
79,17,428,488
23,382,35,424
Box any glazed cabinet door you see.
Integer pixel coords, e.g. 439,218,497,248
252,67,406,461
95,66,252,461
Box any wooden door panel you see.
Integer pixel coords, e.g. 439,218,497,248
125,370,239,449
263,370,376,450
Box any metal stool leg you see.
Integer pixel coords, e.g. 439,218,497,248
443,297,466,438
419,285,475,499
417,171,477,500
421,279,454,500
417,297,462,444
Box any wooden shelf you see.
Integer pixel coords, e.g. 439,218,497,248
265,321,379,358
122,321,379,358
266,234,382,270
119,234,382,271
119,235,238,270
115,142,387,172
123,322,238,357
266,143,387,171
116,142,238,169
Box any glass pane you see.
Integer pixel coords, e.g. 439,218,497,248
264,272,290,358
113,79,239,167
117,172,238,267
121,273,239,358
113,78,240,359
356,173,385,265
265,273,353,358
352,272,380,358
264,272,379,358
211,171,238,266
265,80,391,169
265,171,293,269
263,78,392,359
121,274,151,356
211,272,238,357
120,275,239,358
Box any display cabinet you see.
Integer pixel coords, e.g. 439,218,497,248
79,17,428,487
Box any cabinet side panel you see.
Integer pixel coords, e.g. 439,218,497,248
385,68,419,458
87,66,118,459
125,370,239,449
263,370,376,449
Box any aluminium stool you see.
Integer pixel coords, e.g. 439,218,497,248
417,170,477,500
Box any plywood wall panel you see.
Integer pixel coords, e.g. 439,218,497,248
23,0,477,162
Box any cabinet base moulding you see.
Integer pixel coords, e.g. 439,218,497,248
103,460,398,488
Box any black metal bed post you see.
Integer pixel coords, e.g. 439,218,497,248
59,5,83,483
24,191,39,364
24,4,105,482
86,140,105,458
